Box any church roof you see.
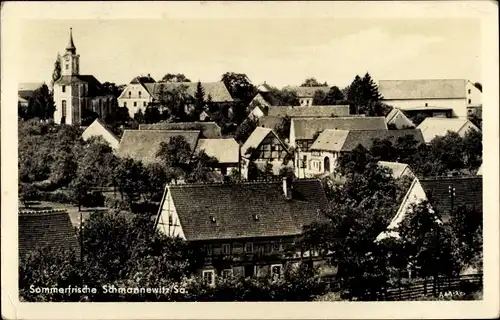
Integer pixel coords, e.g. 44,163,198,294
54,75,108,97
66,28,76,52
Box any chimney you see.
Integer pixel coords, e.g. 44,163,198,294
283,177,292,200
147,73,151,78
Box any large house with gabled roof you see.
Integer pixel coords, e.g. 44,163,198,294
378,79,482,119
118,78,233,117
154,178,329,283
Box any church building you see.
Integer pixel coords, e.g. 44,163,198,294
53,28,116,125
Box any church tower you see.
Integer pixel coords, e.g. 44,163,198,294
60,28,80,76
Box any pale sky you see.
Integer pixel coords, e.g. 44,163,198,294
14,15,481,89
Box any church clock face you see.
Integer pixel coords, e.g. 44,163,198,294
65,55,70,61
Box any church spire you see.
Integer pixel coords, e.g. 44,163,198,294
66,28,76,53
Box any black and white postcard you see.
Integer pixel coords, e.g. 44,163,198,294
1,1,498,319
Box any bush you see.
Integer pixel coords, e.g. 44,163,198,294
104,195,131,211
38,190,73,204
82,191,105,208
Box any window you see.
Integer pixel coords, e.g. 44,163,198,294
312,151,321,157
264,244,272,253
221,269,232,278
123,102,127,108
62,85,66,93
425,103,428,106
134,101,137,107
61,100,67,117
138,91,142,98
302,155,307,168
468,89,471,94
271,264,282,280
128,91,131,97
143,101,147,107
468,99,471,104
65,64,69,70
222,244,231,255
204,245,212,256
272,243,280,252
245,242,253,253
202,270,215,285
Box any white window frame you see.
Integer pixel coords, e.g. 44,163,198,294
204,245,212,256
271,264,283,280
202,269,215,286
221,269,233,278
244,242,253,253
222,244,231,255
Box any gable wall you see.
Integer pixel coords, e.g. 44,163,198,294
156,189,186,239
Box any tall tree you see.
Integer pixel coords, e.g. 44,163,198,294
301,78,327,87
156,135,193,176
345,73,383,115
143,106,161,124
193,81,205,119
102,82,124,98
221,72,257,105
162,73,191,83
26,84,56,120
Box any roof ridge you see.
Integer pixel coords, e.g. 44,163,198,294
420,175,482,181
169,177,321,188
123,129,201,133
379,78,468,82
19,208,68,215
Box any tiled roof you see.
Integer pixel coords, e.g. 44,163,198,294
292,117,388,140
18,209,80,258
117,130,200,164
420,176,482,215
130,75,156,84
378,161,411,179
195,138,240,164
138,122,222,139
144,82,233,102
340,129,425,151
54,75,107,97
267,105,350,118
241,127,273,156
379,79,467,100
283,86,330,98
165,179,329,241
310,129,350,152
258,116,284,131
417,118,480,143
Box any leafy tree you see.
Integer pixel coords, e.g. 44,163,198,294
25,84,56,120
51,55,62,89
312,90,327,106
102,82,124,98
81,108,99,126
462,128,482,173
143,105,161,124
133,109,145,124
186,151,220,183
156,135,193,181
162,73,191,83
345,73,382,115
221,72,257,105
448,205,482,270
234,118,258,144
113,157,146,202
166,84,191,121
275,116,291,141
269,88,300,106
69,174,91,211
301,78,327,87
313,86,345,105
19,183,40,208
337,145,374,176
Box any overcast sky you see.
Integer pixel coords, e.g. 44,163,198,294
12,7,481,89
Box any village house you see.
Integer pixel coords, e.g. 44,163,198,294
195,138,240,176
18,208,81,258
138,121,222,139
376,176,483,241
417,117,480,143
248,83,276,118
117,130,201,165
240,127,292,180
153,178,329,283
378,161,415,180
378,79,482,119
53,28,117,125
301,129,424,178
283,86,330,107
81,118,121,150
18,82,44,108
385,108,415,129
118,79,234,117
289,117,388,178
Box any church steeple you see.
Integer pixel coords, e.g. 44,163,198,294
66,28,76,53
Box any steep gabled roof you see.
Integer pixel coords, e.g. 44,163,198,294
310,129,350,152
420,176,483,215
241,127,287,157
18,209,80,258
417,118,480,143
82,118,120,149
162,179,329,241
267,105,350,118
378,161,412,179
147,82,233,102
117,130,200,164
379,79,467,100
138,122,222,139
195,138,240,164
130,75,156,84
292,117,388,141
340,129,425,152
283,86,330,98
54,75,107,97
